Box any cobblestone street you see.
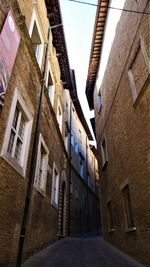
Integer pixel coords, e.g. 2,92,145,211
22,232,144,267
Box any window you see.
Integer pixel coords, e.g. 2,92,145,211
128,38,150,105
34,134,49,195
101,138,108,169
98,93,102,113
74,140,78,154
7,106,25,163
51,163,60,208
122,185,135,230
64,127,69,152
66,101,68,114
57,98,63,132
29,9,44,67
107,201,114,231
79,155,84,178
71,132,74,147
79,129,82,143
1,89,33,176
46,61,55,106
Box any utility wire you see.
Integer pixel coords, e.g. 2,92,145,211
68,0,150,15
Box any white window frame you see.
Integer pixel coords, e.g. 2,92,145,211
101,137,108,169
51,162,60,208
128,37,150,105
1,88,33,177
34,133,49,195
46,61,55,106
29,9,44,68
56,98,63,132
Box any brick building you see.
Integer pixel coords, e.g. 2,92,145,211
64,83,100,234
86,0,150,266
0,0,100,266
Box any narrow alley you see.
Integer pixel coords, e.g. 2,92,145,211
0,0,149,266
22,232,144,267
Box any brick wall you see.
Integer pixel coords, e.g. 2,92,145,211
94,0,150,266
0,0,68,265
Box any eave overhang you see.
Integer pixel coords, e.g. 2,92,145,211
70,70,93,141
45,0,93,141
85,0,110,110
45,0,73,90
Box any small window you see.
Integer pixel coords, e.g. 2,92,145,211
122,185,135,230
46,61,55,106
128,38,150,105
51,163,60,208
79,156,84,178
47,71,55,106
79,129,82,143
7,105,25,164
107,201,114,231
57,99,63,132
64,127,69,152
101,138,108,169
71,132,74,147
74,140,78,154
1,89,33,176
29,9,44,67
34,134,49,195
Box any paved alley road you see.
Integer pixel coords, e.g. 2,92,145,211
22,232,145,267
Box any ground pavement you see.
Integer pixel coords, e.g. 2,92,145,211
22,232,145,267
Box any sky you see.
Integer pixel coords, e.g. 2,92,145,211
60,0,97,119
59,0,126,137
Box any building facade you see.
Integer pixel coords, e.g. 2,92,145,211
86,0,150,266
64,88,100,234
0,0,100,266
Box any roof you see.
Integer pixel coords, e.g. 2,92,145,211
70,70,93,141
45,0,73,90
85,0,110,110
45,0,93,141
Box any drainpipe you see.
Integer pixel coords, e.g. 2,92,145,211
68,101,72,235
86,136,89,232
68,98,78,235
16,24,62,266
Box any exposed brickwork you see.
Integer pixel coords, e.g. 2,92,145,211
0,0,100,266
94,1,150,266
0,0,68,265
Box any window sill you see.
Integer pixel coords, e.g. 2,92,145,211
34,185,46,198
125,227,136,233
51,201,58,210
1,153,25,177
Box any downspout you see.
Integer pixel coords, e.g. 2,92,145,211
16,27,51,267
86,136,89,232
68,100,72,235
